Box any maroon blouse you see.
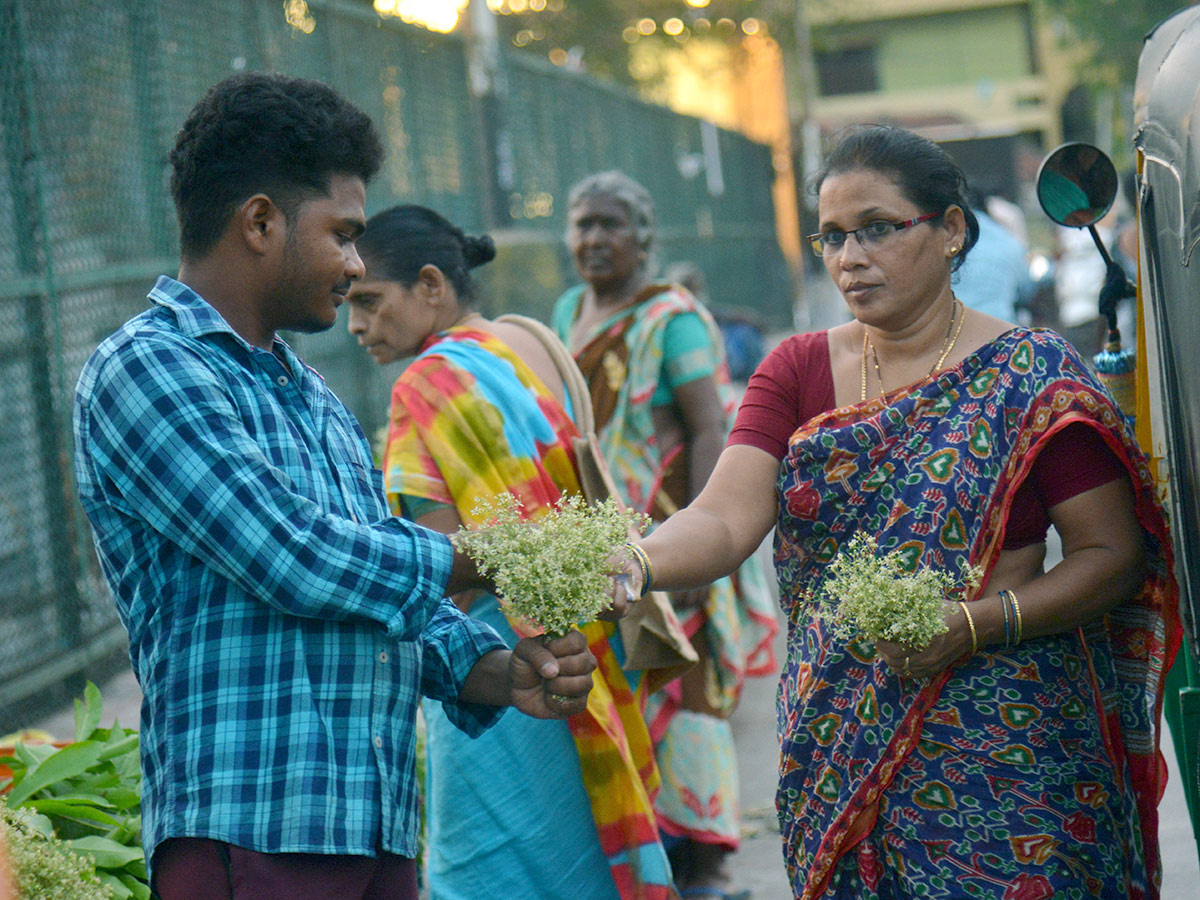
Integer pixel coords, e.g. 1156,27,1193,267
727,332,1126,549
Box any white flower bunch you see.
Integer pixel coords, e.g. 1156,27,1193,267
0,802,114,900
821,533,981,649
451,493,649,637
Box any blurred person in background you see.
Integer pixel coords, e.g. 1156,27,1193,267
953,187,1032,321
347,204,677,900
554,172,778,900
665,261,767,385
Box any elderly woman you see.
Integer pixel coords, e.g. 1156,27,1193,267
552,172,778,900
613,127,1179,899
347,205,675,900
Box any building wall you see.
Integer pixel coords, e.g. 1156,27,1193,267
809,1,1064,147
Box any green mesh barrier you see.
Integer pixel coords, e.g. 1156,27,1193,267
0,0,791,725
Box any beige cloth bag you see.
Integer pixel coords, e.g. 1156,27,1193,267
496,314,698,690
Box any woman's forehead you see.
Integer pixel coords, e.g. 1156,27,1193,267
818,169,911,215
570,192,633,220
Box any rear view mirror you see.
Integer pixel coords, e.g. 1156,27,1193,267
1035,142,1119,227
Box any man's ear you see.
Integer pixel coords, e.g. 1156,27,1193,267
239,194,283,256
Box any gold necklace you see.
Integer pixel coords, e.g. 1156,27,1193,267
861,298,964,401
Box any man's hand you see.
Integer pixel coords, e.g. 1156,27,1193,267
510,632,596,719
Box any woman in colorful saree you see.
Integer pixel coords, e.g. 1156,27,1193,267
553,172,778,900
612,126,1180,900
346,205,675,900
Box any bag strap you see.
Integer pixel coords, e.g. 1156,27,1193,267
495,313,595,434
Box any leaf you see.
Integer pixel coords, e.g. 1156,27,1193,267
98,734,139,762
117,872,152,900
104,787,141,811
97,872,134,900
5,740,107,806
16,809,57,837
124,856,148,880
67,834,145,869
13,740,56,769
74,681,104,742
24,797,121,826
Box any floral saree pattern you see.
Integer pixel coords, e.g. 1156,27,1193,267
385,327,675,900
774,328,1179,900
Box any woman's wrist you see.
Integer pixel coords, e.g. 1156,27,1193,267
968,593,1025,650
624,542,654,597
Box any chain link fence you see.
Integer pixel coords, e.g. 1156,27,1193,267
0,0,793,729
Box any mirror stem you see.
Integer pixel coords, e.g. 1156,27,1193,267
1087,224,1116,268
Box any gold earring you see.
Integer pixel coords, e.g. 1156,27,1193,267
949,246,960,255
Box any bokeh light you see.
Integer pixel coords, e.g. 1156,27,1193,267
663,17,684,36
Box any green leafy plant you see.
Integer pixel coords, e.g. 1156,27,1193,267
0,683,147,900
451,493,649,637
821,533,981,650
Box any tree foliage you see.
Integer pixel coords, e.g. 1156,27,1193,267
493,0,792,88
1038,0,1197,86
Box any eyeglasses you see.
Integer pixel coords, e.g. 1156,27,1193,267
807,211,942,257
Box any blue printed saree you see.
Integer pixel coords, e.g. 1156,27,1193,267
773,328,1179,900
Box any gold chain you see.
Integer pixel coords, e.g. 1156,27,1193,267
861,298,964,401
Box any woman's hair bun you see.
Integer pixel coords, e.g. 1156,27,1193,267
462,233,497,268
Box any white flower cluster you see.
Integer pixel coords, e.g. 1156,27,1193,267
820,533,981,649
0,802,114,900
451,494,649,637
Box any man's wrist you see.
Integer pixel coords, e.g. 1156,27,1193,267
446,548,491,595
458,648,513,707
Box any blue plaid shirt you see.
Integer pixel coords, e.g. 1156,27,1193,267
73,276,507,865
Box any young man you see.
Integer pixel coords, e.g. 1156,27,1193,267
72,72,597,900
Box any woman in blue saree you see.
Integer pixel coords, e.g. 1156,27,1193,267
611,125,1180,899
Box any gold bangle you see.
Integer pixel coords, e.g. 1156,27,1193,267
1007,590,1023,645
959,601,978,655
625,542,653,597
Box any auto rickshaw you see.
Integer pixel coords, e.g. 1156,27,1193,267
1035,2,1200,867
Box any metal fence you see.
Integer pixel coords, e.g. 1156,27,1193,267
0,0,792,728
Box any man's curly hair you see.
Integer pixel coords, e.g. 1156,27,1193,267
169,72,383,259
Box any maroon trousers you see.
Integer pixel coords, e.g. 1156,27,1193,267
152,838,418,900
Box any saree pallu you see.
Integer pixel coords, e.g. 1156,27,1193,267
552,284,778,714
385,327,675,900
554,285,778,846
774,328,1178,900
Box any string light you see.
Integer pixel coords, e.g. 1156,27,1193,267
284,0,315,34
373,0,469,34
